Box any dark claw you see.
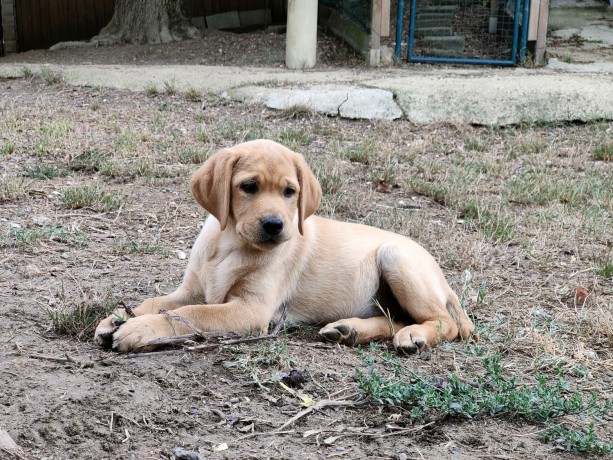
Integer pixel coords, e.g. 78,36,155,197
397,345,418,355
97,332,114,350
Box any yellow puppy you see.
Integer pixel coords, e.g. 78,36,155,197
95,139,474,353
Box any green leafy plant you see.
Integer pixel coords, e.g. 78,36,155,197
356,347,611,453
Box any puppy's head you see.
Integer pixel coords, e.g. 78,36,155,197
190,140,322,248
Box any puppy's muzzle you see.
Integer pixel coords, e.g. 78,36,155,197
261,216,284,238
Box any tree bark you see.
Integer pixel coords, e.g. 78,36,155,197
94,0,200,46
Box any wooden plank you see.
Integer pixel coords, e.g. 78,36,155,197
381,0,390,37
85,0,97,36
65,0,79,40
29,0,43,49
371,0,382,49
48,0,61,46
94,0,105,30
528,0,540,41
56,0,70,42
15,0,27,51
39,0,51,47
535,0,549,65
76,0,88,39
102,0,114,24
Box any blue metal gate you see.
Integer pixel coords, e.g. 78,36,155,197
406,0,530,65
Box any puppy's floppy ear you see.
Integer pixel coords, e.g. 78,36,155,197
190,148,241,231
292,152,322,235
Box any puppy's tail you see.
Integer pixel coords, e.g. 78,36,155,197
445,292,475,341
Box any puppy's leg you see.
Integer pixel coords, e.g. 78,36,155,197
95,270,204,348
319,316,406,346
378,245,473,354
110,301,274,352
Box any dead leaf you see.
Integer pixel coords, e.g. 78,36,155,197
376,180,391,193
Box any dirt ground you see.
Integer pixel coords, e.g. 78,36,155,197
1,29,612,460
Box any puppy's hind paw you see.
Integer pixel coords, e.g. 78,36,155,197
319,322,357,346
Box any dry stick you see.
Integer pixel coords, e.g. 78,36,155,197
29,353,94,368
125,302,289,359
276,399,358,432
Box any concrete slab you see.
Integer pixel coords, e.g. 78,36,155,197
239,9,272,27
1,64,611,126
263,87,403,120
265,88,351,116
339,88,404,120
206,12,241,30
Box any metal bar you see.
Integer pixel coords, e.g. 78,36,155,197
519,0,530,65
407,51,516,66
510,0,522,64
407,0,416,61
394,0,404,61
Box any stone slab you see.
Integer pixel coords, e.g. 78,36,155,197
206,11,240,30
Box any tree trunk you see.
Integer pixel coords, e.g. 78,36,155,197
95,0,200,45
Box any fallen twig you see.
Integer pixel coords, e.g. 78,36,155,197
29,353,94,368
276,399,358,431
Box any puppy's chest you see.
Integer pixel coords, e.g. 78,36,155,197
202,249,278,304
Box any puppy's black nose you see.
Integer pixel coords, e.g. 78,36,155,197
261,216,284,236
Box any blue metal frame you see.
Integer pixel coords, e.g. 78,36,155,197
407,0,529,66
394,0,405,61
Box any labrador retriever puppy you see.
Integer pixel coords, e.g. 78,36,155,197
95,139,474,353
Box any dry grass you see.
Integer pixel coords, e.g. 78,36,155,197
1,78,611,457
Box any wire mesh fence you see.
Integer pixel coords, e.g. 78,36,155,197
408,0,526,64
321,0,373,31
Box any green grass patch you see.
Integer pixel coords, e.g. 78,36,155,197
7,226,87,249
593,141,613,162
0,177,28,202
40,67,63,85
22,163,68,179
356,346,612,454
112,238,169,256
62,185,125,212
0,141,16,156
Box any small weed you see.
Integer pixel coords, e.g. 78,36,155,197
277,127,313,150
114,131,138,153
49,292,118,339
69,151,112,173
593,141,613,162
562,55,574,64
145,82,159,96
62,186,125,212
464,137,488,152
21,66,33,78
541,424,612,454
314,162,344,196
22,163,68,180
163,78,177,95
460,201,515,243
196,129,210,143
278,104,313,119
339,142,372,165
185,86,201,102
112,238,169,256
225,340,290,390
0,177,28,202
40,67,63,85
596,262,613,280
10,226,86,249
176,147,209,164
90,100,100,111
0,141,16,156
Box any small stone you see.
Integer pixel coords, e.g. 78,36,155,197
176,250,187,260
24,264,44,278
171,446,205,460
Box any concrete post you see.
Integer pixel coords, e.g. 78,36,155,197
286,0,318,69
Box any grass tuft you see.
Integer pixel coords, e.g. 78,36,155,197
49,293,118,339
593,141,613,162
0,177,28,202
62,185,125,212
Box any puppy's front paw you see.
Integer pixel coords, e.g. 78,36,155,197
319,322,357,346
94,309,131,349
111,314,175,352
393,325,429,355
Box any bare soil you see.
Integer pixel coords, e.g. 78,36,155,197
0,32,612,460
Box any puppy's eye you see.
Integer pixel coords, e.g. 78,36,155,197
284,187,296,198
240,182,258,194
